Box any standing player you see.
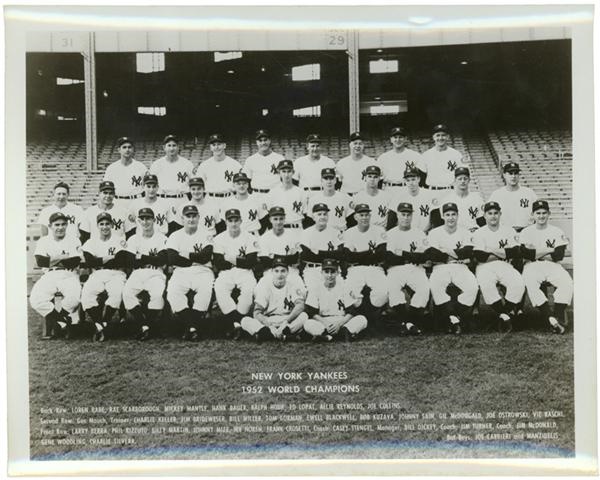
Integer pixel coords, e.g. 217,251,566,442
221,172,267,235
103,137,148,210
384,202,430,335
149,134,194,215
80,212,128,342
30,212,82,339
304,259,367,342
293,133,335,199
377,127,422,194
426,202,478,334
307,168,352,232
174,177,221,236
438,167,485,232
396,167,436,232
166,205,215,341
241,258,307,341
472,201,525,332
336,132,377,196
36,182,84,239
128,174,173,235
212,208,259,337
263,160,306,229
243,129,284,201
519,200,572,334
351,165,394,229
194,133,242,199
80,181,131,243
488,162,538,231
121,208,168,340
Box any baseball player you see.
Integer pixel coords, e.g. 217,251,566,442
519,200,572,334
80,212,128,342
258,206,303,285
395,167,436,232
426,202,478,334
194,133,242,199
174,177,221,236
336,132,377,195
488,162,538,231
351,165,394,230
128,174,174,235
300,203,343,291
307,168,352,232
103,137,148,210
241,258,307,341
166,205,215,341
79,181,131,243
472,201,525,332
30,212,82,339
377,127,422,193
384,202,430,335
149,134,194,215
36,182,84,239
293,133,335,198
263,160,306,228
221,172,267,235
303,258,367,342
340,203,388,317
212,208,259,337
243,129,284,200
437,167,485,232
121,208,168,340
418,124,467,201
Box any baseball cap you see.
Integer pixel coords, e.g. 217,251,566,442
442,202,458,213
312,203,330,213
532,200,550,212
138,208,155,219
432,124,449,135
49,212,68,224
163,134,177,144
97,212,113,224
268,206,286,217
255,129,270,140
209,133,225,144
233,172,250,183
484,201,501,212
54,181,70,192
397,202,413,213
277,159,294,171
364,165,381,176
321,168,336,178
271,256,289,269
306,133,321,143
403,167,420,178
99,181,115,192
144,174,158,185
349,131,363,142
354,203,371,214
188,177,205,188
117,136,134,147
182,205,199,216
503,162,521,173
454,166,470,178
390,127,406,136
225,208,241,220
322,258,339,271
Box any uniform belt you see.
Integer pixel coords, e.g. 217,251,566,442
284,223,301,229
384,181,404,187
349,263,381,268
303,186,321,191
137,265,162,270
427,185,452,190
158,193,185,198
207,192,232,198
252,188,270,193
303,262,322,268
447,259,467,265
115,194,141,199
47,267,75,272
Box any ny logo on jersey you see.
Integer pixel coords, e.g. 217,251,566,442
498,239,508,249
520,198,530,208
378,205,388,217
285,245,291,255
224,170,234,182
368,240,377,253
177,171,188,183
155,213,167,225
327,241,335,252
293,201,302,213
112,218,123,230
204,216,214,228
455,241,462,249
248,209,258,221
361,169,367,180
337,299,345,311
447,160,458,172
131,175,143,187
283,296,295,312
420,205,430,217
270,164,278,175
406,160,416,170
65,214,76,225
238,246,247,256
108,247,116,256
546,239,556,248
193,243,203,253
148,248,158,256
409,241,417,252
468,206,479,219
335,206,344,218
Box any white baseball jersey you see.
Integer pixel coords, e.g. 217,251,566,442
293,155,336,189
254,277,306,316
126,231,167,257
377,148,422,184
395,187,435,231
80,204,130,238
439,190,485,232
300,226,342,254
488,186,538,229
472,225,519,260
427,226,473,258
351,190,393,229
82,234,126,260
166,228,214,267
306,279,355,316
518,224,569,256
243,151,285,190
221,195,266,233
194,156,242,193
37,203,85,239
386,227,428,256
174,198,221,234
103,160,148,197
149,156,194,194
336,155,377,194
213,230,259,259
34,235,82,271
341,225,387,253
419,146,466,188
128,197,173,234
264,185,306,224
307,192,352,231
259,229,300,258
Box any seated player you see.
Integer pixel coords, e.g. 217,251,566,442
303,258,367,342
352,165,394,230
166,205,214,341
396,167,435,232
121,208,168,340
472,201,525,332
437,166,485,232
212,208,259,337
241,257,307,341
174,177,221,236
30,212,82,339
307,168,352,232
81,212,128,342
426,202,478,334
194,133,242,199
36,181,84,239
519,200,572,334
128,174,174,235
384,202,430,335
80,181,131,243
221,172,267,235
263,160,306,229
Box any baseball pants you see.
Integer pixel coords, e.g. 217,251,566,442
166,265,215,313
241,312,308,339
304,315,367,336
346,266,388,307
430,263,479,306
30,270,81,317
476,261,525,305
387,264,430,309
214,268,257,315
122,268,166,310
522,261,573,307
81,270,127,310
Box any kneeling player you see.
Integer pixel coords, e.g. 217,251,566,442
241,258,307,341
304,259,366,342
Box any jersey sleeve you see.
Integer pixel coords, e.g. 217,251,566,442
126,236,138,254
81,238,95,255
33,237,49,257
554,227,570,247
253,280,270,309
471,229,485,251
79,210,92,233
245,235,259,254
305,286,320,310
149,160,160,175
165,232,179,250
242,158,253,178
36,207,50,227
212,235,225,255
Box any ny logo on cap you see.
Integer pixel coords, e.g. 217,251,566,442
293,201,302,213
378,205,387,217
224,170,234,182
546,239,556,248
283,297,295,312
193,244,202,253
335,206,344,218
238,246,247,256
108,247,116,256
156,213,167,225
248,209,258,221
112,219,123,230
468,206,479,219
499,239,508,249
447,160,457,171
368,240,377,253
132,175,143,187
420,205,430,216
177,172,188,183
520,198,530,208
270,164,278,175
204,217,214,227
337,299,345,311
410,241,417,252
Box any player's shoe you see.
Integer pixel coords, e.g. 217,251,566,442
137,325,151,341
339,326,355,342
449,315,461,335
92,323,105,342
280,326,291,342
405,322,422,336
548,316,565,335
498,313,513,334
312,333,333,343
231,323,243,341
254,326,273,343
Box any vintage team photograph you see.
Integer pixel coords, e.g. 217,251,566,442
9,6,594,472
